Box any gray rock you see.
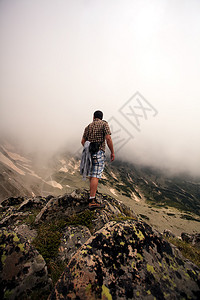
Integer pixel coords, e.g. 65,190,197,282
0,212,29,227
14,224,37,242
17,197,47,211
104,200,121,215
181,232,200,248
49,220,200,300
0,228,52,300
163,229,176,238
34,190,89,224
58,225,91,264
2,189,199,300
35,197,56,224
92,210,111,232
0,196,25,207
34,189,136,228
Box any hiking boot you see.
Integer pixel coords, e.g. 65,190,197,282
88,196,96,203
89,202,105,210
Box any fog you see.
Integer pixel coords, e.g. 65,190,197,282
0,0,200,176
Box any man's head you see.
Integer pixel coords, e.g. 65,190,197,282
94,110,103,120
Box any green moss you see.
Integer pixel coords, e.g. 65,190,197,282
1,251,6,265
18,243,25,252
4,289,13,299
101,285,112,300
147,264,155,274
132,225,144,241
32,211,95,284
131,261,136,268
13,234,19,242
33,223,62,263
66,210,94,231
86,283,91,291
22,209,41,226
48,260,66,285
168,258,178,271
184,271,190,279
147,290,151,295
164,292,170,298
81,249,88,254
111,214,136,222
3,230,9,236
32,218,66,265
136,253,143,261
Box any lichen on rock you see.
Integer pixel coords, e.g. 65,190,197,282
49,220,200,300
0,228,52,300
1,189,200,299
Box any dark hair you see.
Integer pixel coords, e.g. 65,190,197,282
94,110,103,120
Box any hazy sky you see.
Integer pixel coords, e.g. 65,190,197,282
0,0,200,175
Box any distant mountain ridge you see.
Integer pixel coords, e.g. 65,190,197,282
102,160,200,216
0,141,200,236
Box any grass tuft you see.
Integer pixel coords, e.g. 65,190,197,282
165,236,200,268
32,211,94,284
66,210,94,231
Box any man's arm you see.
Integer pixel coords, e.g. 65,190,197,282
105,134,115,161
81,137,86,146
81,126,88,146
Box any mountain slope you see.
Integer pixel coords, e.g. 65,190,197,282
1,141,200,236
101,160,200,215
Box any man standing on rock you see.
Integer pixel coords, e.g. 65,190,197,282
81,110,115,208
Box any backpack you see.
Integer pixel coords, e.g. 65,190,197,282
88,120,106,154
89,142,101,154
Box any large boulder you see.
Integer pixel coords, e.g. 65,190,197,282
58,225,91,264
0,196,48,228
0,229,52,300
14,224,37,243
162,229,176,239
181,232,200,249
49,220,200,300
34,189,91,224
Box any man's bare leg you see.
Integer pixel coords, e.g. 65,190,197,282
89,177,99,204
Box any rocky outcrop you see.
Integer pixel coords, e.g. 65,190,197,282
58,225,91,264
181,232,200,249
34,189,131,226
0,196,48,228
0,229,52,300
162,229,176,239
15,224,37,242
49,220,200,300
0,189,200,299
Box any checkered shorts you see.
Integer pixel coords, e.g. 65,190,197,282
89,150,105,178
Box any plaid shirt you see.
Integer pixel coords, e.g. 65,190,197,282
82,119,111,152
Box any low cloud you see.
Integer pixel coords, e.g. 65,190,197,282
1,0,200,176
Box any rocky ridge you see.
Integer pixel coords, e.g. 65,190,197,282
0,189,200,299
